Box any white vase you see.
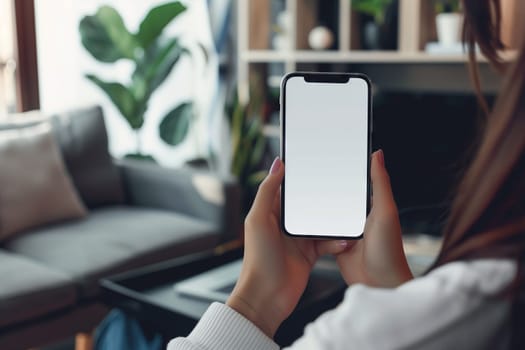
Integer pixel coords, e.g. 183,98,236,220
308,26,334,50
436,13,463,46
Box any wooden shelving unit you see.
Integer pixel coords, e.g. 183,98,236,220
237,0,520,99
241,50,517,64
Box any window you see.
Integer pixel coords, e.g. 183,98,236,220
0,0,39,116
0,0,17,116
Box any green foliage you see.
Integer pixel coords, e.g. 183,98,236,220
125,153,156,162
434,0,461,13
136,2,186,49
352,0,393,24
85,75,144,129
226,89,267,214
159,102,193,146
79,2,194,157
79,6,138,62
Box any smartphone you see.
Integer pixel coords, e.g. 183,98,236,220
280,72,372,239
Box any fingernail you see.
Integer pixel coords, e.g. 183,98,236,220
270,157,281,174
377,149,385,167
337,240,348,248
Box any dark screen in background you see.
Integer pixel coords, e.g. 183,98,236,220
373,92,492,235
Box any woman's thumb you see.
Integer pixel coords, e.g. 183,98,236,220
252,158,284,213
371,150,396,210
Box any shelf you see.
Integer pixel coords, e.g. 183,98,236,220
241,50,517,64
237,1,520,98
241,51,292,62
293,51,472,64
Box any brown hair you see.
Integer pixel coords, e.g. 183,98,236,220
432,0,525,347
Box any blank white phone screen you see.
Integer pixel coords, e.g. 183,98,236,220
283,76,369,237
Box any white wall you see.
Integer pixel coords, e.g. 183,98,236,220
35,0,219,166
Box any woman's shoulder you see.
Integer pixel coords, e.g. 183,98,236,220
341,258,517,320
343,259,515,349
347,258,516,298
295,259,516,349
415,258,517,295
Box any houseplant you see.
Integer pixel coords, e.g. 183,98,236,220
434,0,462,46
352,0,398,50
225,89,267,215
79,2,195,160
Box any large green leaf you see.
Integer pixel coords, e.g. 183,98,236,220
136,2,187,49
79,6,138,62
125,153,156,162
132,38,186,101
159,103,192,146
80,16,122,62
96,6,138,58
85,74,143,129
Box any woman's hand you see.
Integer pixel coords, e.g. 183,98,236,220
227,158,348,338
336,150,413,288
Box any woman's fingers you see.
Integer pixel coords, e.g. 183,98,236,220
250,158,284,217
315,239,350,256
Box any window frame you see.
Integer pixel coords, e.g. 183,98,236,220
13,0,40,112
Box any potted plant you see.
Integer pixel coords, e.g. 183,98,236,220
224,85,268,215
352,0,398,50
79,2,200,160
434,0,462,46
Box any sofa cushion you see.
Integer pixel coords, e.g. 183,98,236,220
3,207,221,297
0,250,77,328
50,106,125,209
2,106,125,209
0,123,87,241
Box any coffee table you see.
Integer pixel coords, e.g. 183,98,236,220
100,241,348,347
101,235,440,346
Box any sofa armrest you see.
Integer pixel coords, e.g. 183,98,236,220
117,159,241,242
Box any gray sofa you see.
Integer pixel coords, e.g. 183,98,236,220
0,106,240,349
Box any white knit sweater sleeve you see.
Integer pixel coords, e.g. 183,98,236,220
167,302,278,350
168,259,515,350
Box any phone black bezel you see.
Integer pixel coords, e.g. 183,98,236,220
280,72,373,240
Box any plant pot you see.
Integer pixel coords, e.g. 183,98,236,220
363,22,381,50
358,0,399,51
436,13,463,46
